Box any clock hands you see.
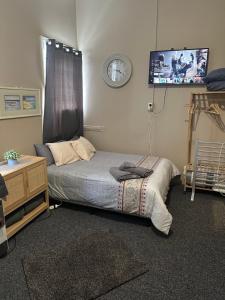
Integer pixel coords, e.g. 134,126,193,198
114,69,123,75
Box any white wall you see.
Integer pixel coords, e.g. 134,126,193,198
76,0,225,170
0,0,77,158
1,0,225,169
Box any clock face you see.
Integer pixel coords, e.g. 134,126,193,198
103,54,132,88
107,59,126,82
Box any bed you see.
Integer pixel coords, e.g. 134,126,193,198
47,151,179,235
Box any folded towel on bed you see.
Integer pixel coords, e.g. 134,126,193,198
119,162,153,178
109,167,141,182
119,162,136,169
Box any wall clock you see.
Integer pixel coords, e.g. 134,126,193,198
102,54,132,88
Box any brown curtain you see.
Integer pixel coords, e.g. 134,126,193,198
43,39,83,143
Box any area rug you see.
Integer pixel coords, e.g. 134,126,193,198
22,232,148,300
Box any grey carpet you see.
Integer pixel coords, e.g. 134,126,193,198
22,232,148,300
0,178,225,299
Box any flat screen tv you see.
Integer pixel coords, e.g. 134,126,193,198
148,48,209,85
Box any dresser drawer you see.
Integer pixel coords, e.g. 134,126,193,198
26,161,47,198
3,171,26,214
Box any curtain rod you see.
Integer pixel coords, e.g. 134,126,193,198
41,34,80,52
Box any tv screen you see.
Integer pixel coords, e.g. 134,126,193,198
148,48,209,85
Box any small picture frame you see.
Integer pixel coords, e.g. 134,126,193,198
4,95,21,111
22,95,37,110
0,87,41,119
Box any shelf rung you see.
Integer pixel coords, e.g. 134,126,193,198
195,178,217,183
199,149,225,154
195,182,215,187
197,159,225,163
197,154,225,159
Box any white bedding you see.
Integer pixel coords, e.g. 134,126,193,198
47,151,179,234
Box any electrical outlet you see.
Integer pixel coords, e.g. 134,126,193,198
147,102,153,112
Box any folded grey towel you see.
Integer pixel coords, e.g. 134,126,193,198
119,161,153,178
0,175,8,199
119,161,136,169
109,167,141,182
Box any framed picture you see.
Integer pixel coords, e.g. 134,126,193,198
4,95,21,111
0,87,41,119
22,96,36,110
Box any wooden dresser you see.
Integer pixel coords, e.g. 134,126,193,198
0,155,49,238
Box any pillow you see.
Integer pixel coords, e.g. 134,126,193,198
204,68,225,83
207,80,225,91
79,136,96,153
34,144,55,166
71,139,94,161
47,141,80,166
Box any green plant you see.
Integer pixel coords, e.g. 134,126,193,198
3,149,21,161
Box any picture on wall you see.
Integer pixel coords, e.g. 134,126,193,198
0,87,41,119
22,95,36,110
4,95,21,111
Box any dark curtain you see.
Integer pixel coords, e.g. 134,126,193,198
43,39,83,143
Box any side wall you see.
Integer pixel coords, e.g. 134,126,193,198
0,0,77,158
76,0,225,170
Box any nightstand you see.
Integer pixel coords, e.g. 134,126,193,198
0,155,49,238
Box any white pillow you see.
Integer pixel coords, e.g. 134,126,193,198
79,136,96,153
47,141,80,166
71,138,95,161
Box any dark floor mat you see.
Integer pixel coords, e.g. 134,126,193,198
22,231,148,300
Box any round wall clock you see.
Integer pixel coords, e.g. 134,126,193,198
102,54,132,88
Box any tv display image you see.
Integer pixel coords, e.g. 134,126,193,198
149,48,209,85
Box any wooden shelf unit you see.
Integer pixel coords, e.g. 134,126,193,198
186,91,225,165
0,155,49,238
184,91,225,195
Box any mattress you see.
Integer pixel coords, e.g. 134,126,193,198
47,151,179,234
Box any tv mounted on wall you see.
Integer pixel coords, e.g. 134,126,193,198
148,48,209,85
